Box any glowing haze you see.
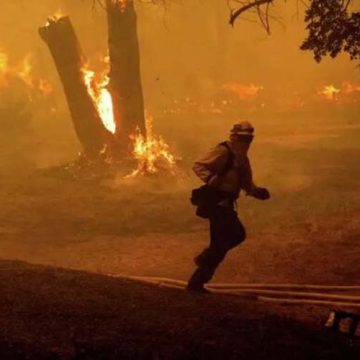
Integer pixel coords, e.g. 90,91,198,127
0,0,358,165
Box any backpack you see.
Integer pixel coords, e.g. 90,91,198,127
190,142,234,218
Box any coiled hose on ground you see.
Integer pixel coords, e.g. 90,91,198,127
110,274,360,309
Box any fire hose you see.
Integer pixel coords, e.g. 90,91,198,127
110,274,360,309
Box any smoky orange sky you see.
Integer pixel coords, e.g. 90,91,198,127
0,1,359,108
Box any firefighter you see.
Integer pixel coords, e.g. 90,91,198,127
187,121,270,293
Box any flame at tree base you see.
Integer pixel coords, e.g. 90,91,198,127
125,113,177,178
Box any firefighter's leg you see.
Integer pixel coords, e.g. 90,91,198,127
188,207,247,292
187,207,230,291
226,210,246,248
187,247,228,292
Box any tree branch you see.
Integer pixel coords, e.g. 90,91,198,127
343,0,351,12
229,0,273,26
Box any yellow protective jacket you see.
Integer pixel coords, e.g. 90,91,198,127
193,141,257,198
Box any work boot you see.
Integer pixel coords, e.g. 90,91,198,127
186,282,211,294
187,266,214,293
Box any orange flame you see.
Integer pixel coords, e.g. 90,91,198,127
318,84,340,100
342,81,360,94
222,82,264,99
81,62,116,135
0,50,52,94
17,54,33,88
126,113,176,177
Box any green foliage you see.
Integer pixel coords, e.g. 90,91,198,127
301,0,360,61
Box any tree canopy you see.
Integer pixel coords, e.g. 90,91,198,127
229,0,360,62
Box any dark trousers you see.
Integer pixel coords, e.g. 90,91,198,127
188,206,246,287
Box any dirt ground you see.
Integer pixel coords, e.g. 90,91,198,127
0,175,359,286
0,260,359,360
0,112,359,359
0,114,360,285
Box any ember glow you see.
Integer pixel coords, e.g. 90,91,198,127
38,78,53,96
81,63,116,135
45,9,65,26
127,113,176,177
116,0,128,12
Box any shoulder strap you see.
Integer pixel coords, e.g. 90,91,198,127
218,141,234,178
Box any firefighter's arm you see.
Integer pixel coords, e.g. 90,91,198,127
241,158,270,200
192,145,228,185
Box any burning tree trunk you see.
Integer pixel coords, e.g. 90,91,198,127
39,16,108,157
106,0,146,147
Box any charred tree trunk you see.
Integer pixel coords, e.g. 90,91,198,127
39,17,107,157
106,0,146,147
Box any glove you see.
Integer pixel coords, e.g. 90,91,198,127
252,187,270,200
